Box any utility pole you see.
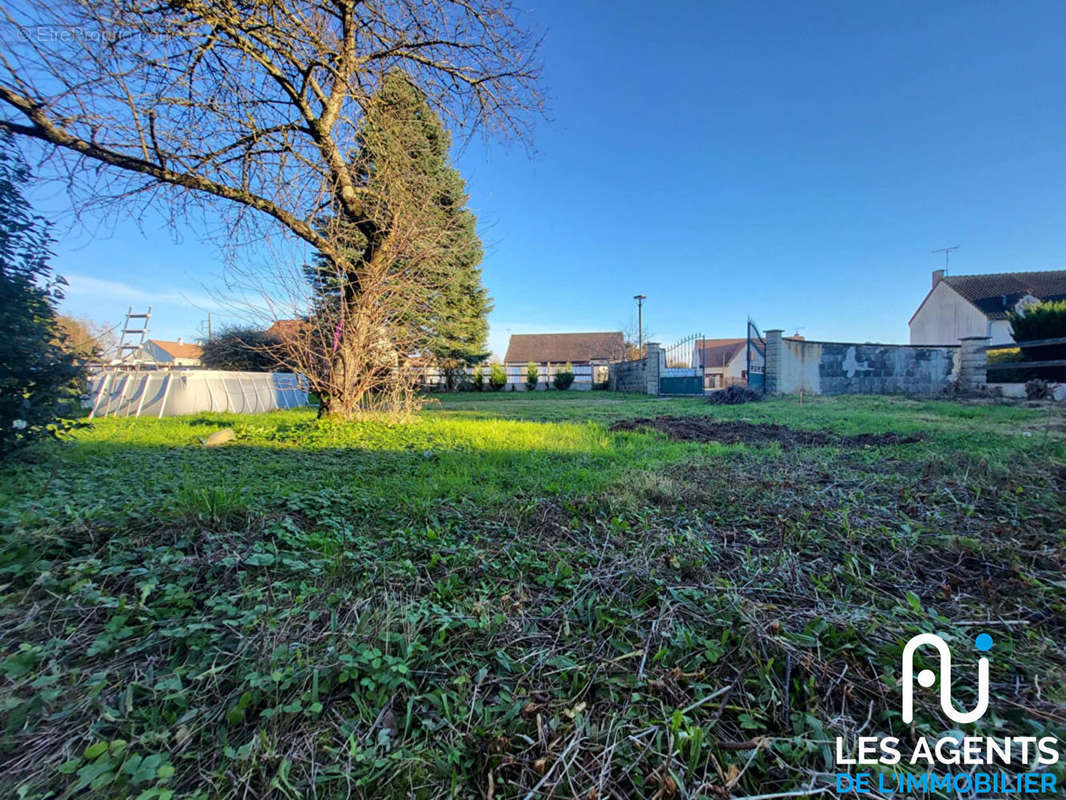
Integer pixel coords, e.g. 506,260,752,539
633,294,646,356
932,245,959,273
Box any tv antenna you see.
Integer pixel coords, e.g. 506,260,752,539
932,245,959,272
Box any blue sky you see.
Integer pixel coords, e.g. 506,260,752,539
38,0,1066,357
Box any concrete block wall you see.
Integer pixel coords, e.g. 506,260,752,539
765,330,960,395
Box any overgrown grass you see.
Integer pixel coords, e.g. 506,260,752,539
1,410,694,535
1,394,1064,799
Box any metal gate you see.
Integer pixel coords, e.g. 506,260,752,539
660,333,705,395
746,318,766,394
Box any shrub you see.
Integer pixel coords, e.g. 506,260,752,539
986,347,1039,383
0,135,84,454
438,359,471,392
994,301,1066,381
471,364,484,391
553,362,575,390
525,361,539,391
200,327,284,372
1009,299,1066,362
489,362,506,391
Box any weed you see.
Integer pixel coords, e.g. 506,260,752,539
1,395,1063,798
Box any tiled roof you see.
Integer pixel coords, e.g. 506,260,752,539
941,270,1066,320
695,338,746,367
504,332,625,364
266,319,305,339
149,339,203,359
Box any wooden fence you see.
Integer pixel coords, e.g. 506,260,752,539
985,336,1066,379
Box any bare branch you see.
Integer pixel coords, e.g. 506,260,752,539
0,0,542,251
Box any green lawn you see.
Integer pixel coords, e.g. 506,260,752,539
1,394,1064,799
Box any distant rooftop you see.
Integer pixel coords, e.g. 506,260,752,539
695,338,747,367
149,339,203,359
504,332,625,363
266,319,305,339
939,269,1066,320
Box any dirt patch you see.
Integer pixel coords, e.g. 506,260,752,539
609,416,923,448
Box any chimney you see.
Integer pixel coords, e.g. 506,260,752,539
177,337,184,346
932,269,945,289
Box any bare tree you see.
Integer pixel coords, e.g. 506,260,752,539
274,172,460,417
0,0,540,413
55,314,118,360
620,316,655,361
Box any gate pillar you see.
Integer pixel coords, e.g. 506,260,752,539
764,330,783,395
645,342,661,396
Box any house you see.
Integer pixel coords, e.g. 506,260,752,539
503,331,626,389
910,269,1066,346
504,331,626,367
693,338,763,390
266,319,305,341
135,338,204,366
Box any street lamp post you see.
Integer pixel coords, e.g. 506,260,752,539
633,294,646,356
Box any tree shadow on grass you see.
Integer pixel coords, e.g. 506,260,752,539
1,436,662,536
2,424,1066,800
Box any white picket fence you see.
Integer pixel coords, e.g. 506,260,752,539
506,363,596,390
416,363,601,391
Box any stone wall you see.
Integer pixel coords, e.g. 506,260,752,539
764,330,959,396
609,359,648,393
607,343,661,394
764,331,781,395
958,337,989,393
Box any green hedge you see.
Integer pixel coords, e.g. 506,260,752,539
988,298,1066,381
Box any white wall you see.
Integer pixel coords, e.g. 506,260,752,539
729,347,763,379
909,282,990,345
704,347,764,388
135,341,201,366
994,382,1066,401
777,340,823,394
989,320,1013,346
133,342,167,363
